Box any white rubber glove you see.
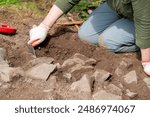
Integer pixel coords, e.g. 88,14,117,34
28,23,49,47
142,62,150,76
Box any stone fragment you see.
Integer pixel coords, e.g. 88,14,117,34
25,63,56,80
54,63,61,69
0,48,6,60
143,78,150,90
14,67,25,77
63,72,72,80
93,90,122,100
118,83,124,89
115,61,128,76
70,74,92,93
85,58,97,66
62,58,84,68
62,53,96,68
0,67,19,82
122,71,138,85
26,57,54,67
105,84,122,96
115,59,133,76
0,67,24,82
1,83,11,89
125,89,137,98
93,69,111,84
73,53,89,60
69,64,93,73
0,61,9,67
43,76,57,92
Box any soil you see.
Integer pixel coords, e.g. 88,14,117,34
0,2,150,100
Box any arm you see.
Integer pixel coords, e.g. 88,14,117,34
42,0,81,28
132,0,150,49
28,4,63,46
29,0,80,46
132,0,150,75
41,4,64,29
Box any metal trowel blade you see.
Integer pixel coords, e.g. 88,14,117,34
27,44,36,57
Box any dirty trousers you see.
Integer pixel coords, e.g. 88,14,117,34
78,3,139,52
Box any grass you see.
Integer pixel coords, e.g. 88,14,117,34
0,1,46,18
0,0,20,5
71,0,103,20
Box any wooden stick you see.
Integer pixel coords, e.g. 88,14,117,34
68,17,80,30
56,21,83,25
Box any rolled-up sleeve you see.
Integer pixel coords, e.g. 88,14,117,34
55,0,80,13
132,0,150,48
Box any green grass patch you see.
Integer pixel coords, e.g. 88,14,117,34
0,0,20,5
0,1,46,18
71,0,103,20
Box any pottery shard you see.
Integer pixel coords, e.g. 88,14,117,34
93,69,111,84
70,74,92,93
25,63,56,80
93,90,122,100
123,71,138,85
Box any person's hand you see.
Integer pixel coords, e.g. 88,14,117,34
28,23,49,47
142,62,150,76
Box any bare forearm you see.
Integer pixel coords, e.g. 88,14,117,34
41,5,63,28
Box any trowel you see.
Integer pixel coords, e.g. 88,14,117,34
27,44,36,57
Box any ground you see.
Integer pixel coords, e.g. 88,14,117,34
0,2,150,100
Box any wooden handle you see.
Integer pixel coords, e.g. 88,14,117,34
56,21,84,25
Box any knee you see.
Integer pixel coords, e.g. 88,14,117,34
78,28,88,41
98,35,119,52
78,29,95,44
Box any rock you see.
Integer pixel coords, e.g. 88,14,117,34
118,83,124,89
105,84,122,96
43,76,57,92
63,72,72,80
25,57,54,68
122,71,138,85
0,82,2,87
125,89,137,98
70,74,93,93
73,53,89,60
62,53,96,68
1,83,11,89
54,63,61,69
69,64,94,73
25,63,56,80
0,67,15,82
115,61,128,76
85,58,97,66
61,53,95,76
0,67,24,82
0,61,9,67
93,90,122,100
62,58,84,68
67,91,91,100
93,69,111,84
143,78,150,90
115,59,133,76
0,48,6,60
13,67,25,77
0,48,8,67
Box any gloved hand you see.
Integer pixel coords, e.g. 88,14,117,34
28,23,49,47
142,61,150,76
